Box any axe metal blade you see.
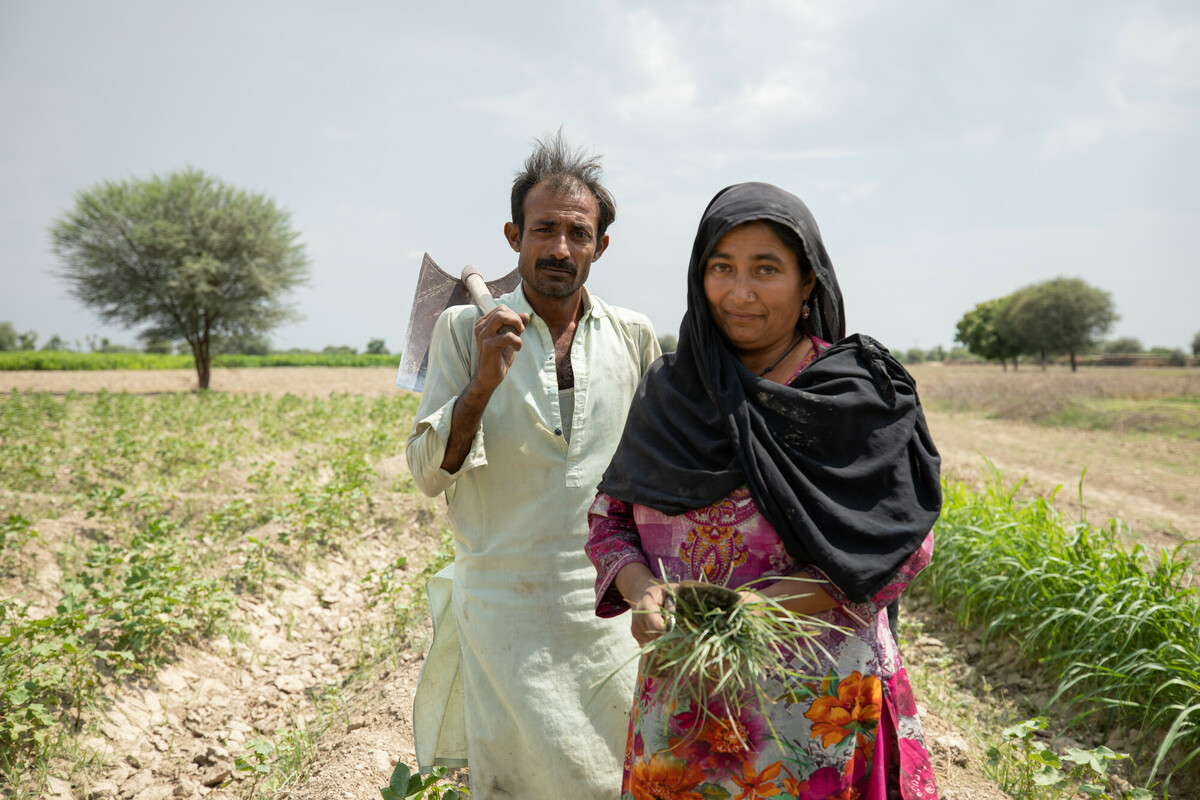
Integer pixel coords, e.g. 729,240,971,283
395,253,521,392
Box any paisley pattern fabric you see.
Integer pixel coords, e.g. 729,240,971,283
586,493,939,800
678,489,756,584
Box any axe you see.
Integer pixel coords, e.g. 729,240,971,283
395,253,521,392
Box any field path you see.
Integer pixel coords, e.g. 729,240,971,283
927,409,1200,549
0,366,402,397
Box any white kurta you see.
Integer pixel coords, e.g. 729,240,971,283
405,285,659,799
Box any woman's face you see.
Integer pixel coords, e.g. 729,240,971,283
703,221,816,357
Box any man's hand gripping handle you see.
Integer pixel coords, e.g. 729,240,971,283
462,265,518,336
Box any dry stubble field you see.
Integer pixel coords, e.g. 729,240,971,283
909,364,1200,551
2,364,1195,800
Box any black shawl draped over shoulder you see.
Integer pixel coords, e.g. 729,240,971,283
597,182,941,603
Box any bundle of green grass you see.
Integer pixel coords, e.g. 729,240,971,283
635,579,841,746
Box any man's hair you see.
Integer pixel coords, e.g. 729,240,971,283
511,130,617,239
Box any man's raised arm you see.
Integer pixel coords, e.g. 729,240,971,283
405,303,529,495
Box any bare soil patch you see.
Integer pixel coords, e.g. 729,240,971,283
926,409,1200,547
10,487,445,800
0,367,401,397
913,364,1200,414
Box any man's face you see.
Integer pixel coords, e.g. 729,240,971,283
504,181,608,302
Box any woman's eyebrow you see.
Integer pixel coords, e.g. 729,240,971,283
707,250,787,263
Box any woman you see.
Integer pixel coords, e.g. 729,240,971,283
586,182,942,800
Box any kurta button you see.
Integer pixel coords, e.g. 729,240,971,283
554,428,563,436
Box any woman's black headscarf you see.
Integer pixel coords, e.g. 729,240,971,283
597,182,941,603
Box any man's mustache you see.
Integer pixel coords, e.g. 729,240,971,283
536,257,577,274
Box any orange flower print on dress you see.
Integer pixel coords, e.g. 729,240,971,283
731,760,783,799
803,671,883,748
668,700,765,776
679,488,755,584
628,753,708,800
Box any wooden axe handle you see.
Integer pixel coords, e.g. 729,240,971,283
462,265,518,335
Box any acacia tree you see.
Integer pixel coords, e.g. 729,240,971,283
1193,331,1200,359
954,298,1023,370
997,278,1117,371
50,169,309,389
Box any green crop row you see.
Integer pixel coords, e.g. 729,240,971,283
0,389,424,790
0,389,416,495
0,352,399,370
920,465,1200,792
2,500,233,773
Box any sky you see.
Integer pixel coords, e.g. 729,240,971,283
2,0,1197,355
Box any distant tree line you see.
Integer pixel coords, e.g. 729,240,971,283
0,324,94,354
895,345,983,365
954,277,1119,372
0,322,390,359
953,278,1196,370
1095,338,1191,366
0,322,38,352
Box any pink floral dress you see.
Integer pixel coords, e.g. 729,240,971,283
585,344,940,800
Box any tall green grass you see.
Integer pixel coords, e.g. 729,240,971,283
0,352,398,370
921,466,1200,788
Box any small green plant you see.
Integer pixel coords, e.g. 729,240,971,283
381,762,468,800
81,485,127,519
74,518,233,667
0,513,36,550
235,737,276,793
235,725,319,798
238,535,279,595
0,594,99,775
203,498,273,539
282,450,374,548
361,530,456,651
362,555,410,603
985,717,1148,799
0,514,37,574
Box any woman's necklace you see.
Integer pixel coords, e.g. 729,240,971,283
757,332,804,377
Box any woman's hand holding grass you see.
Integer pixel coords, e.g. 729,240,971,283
614,563,670,645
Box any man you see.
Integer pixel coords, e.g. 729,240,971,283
406,133,659,799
